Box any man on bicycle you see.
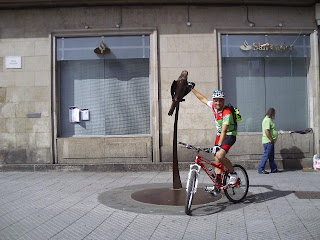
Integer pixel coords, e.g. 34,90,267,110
191,88,239,185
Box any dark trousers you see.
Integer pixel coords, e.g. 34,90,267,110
258,142,278,173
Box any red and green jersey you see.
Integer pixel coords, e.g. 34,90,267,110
207,101,237,136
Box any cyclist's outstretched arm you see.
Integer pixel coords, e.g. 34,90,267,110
191,89,209,105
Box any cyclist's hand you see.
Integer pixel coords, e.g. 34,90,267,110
211,146,221,155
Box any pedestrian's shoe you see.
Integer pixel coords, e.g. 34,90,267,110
229,172,239,185
258,170,269,174
271,169,282,173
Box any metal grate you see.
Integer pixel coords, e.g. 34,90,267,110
294,191,320,199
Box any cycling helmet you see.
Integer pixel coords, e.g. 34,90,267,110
212,90,225,99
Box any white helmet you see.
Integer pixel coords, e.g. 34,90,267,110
212,90,225,99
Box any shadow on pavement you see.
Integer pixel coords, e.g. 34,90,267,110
98,183,295,216
190,184,294,216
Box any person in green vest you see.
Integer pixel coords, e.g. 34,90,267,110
258,108,280,174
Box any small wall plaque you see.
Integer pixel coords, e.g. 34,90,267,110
5,56,22,69
26,113,41,118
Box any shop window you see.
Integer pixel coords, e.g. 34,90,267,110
57,36,150,136
221,34,310,132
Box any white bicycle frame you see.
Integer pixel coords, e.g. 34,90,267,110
186,163,201,194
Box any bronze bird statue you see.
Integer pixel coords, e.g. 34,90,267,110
168,70,195,116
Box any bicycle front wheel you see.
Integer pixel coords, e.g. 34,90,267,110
185,169,197,215
223,164,249,203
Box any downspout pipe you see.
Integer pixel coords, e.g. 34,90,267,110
318,25,320,157
316,3,320,157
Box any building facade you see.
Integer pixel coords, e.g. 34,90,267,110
0,0,319,169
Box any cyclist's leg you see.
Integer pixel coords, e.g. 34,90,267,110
215,149,234,173
213,136,233,165
217,152,239,185
214,156,222,174
215,135,236,172
214,136,222,175
217,135,238,184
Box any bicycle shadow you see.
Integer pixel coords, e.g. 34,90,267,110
190,184,295,216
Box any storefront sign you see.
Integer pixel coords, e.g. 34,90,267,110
94,41,110,55
240,41,252,51
252,42,294,51
240,41,294,51
222,35,309,58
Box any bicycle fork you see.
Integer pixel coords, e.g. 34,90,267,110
186,163,201,194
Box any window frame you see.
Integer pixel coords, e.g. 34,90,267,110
216,28,315,134
51,28,159,163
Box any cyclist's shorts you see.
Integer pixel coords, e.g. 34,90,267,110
215,135,236,153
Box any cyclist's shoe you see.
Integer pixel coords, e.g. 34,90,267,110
229,172,239,185
205,186,218,196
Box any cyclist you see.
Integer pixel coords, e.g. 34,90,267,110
191,88,239,185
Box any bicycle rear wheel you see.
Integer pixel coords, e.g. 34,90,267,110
185,169,197,215
223,164,249,203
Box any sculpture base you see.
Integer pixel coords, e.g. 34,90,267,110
131,187,222,206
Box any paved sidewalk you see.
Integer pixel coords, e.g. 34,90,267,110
0,169,320,240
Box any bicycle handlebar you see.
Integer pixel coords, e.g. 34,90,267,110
178,142,212,153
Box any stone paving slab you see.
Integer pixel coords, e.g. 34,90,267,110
0,170,319,240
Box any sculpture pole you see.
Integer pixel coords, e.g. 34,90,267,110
173,102,182,189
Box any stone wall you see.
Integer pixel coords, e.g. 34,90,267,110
0,36,51,163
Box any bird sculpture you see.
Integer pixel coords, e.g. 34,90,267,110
168,70,195,116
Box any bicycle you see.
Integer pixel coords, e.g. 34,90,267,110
179,142,249,215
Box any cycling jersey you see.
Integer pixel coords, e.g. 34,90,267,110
207,101,237,136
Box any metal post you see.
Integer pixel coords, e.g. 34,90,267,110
173,103,182,189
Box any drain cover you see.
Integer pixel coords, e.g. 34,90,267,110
294,191,320,199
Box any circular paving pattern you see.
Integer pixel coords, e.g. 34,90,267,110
131,187,221,206
98,183,224,216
